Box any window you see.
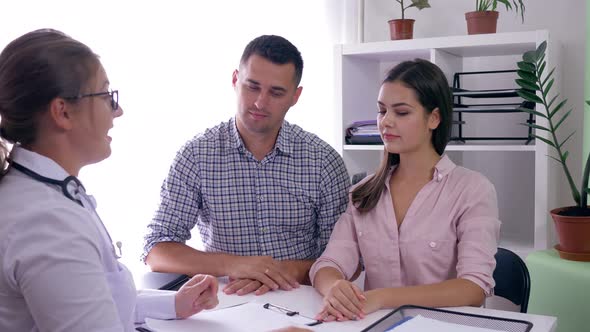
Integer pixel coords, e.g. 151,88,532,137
0,0,348,278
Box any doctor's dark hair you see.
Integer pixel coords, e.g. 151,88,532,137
0,29,99,179
351,59,453,212
240,35,304,86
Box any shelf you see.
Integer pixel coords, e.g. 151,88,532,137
341,30,543,60
343,143,536,152
337,29,556,253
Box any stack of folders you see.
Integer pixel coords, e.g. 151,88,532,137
379,315,508,331
345,120,383,145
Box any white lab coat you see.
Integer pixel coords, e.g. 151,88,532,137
0,147,175,332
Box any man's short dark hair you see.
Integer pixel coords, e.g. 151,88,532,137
240,35,303,86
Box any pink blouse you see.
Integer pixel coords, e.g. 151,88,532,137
309,155,500,296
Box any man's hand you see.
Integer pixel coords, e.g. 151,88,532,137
223,278,271,296
227,256,299,292
175,274,219,319
315,279,366,322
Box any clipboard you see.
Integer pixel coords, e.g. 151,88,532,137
361,305,533,332
146,302,321,332
262,302,322,327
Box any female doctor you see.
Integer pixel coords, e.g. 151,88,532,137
0,29,218,331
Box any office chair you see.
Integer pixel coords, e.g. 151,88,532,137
352,172,367,185
492,247,531,313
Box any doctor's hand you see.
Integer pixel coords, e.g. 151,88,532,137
175,274,219,319
315,279,366,322
227,256,299,292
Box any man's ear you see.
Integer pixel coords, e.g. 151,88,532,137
232,69,239,88
429,107,441,130
48,97,74,131
290,86,303,107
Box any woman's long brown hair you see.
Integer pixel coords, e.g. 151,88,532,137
351,59,453,213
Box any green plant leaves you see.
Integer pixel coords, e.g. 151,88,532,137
553,109,572,131
518,107,547,119
542,68,555,87
411,0,431,10
517,70,536,82
543,78,554,97
532,134,555,147
559,132,575,149
535,41,547,60
523,50,537,63
516,40,584,207
516,79,539,91
517,90,543,104
517,61,535,72
549,100,568,118
520,122,549,132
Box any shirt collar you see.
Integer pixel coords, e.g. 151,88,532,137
229,117,292,155
385,154,456,187
11,145,72,181
229,117,243,150
432,154,456,182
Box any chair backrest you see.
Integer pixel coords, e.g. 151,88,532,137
351,172,367,185
493,247,531,313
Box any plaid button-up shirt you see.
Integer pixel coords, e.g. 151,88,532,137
142,118,350,261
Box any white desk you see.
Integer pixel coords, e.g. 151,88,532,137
144,283,557,332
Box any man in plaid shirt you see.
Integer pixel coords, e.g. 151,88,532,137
142,35,350,296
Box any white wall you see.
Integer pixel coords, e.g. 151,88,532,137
0,0,349,278
362,0,586,203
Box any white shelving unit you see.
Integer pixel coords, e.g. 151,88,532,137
334,30,565,257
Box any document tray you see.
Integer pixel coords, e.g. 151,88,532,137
362,305,533,332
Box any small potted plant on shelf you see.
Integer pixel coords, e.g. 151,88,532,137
388,0,431,40
516,41,590,262
466,0,526,35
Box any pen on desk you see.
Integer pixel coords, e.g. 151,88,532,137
263,302,323,326
135,327,152,332
263,302,299,316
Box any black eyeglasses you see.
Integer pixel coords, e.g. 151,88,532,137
63,90,119,111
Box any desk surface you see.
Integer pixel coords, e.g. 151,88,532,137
144,281,557,332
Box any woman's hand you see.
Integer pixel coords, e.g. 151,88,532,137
361,289,383,316
175,274,219,319
315,279,366,322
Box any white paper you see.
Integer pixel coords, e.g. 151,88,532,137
146,302,311,332
388,315,508,332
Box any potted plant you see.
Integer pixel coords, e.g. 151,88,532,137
388,0,431,40
516,41,590,262
466,0,526,35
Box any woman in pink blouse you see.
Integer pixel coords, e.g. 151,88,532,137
309,59,501,322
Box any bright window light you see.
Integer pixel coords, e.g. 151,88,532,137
0,0,346,279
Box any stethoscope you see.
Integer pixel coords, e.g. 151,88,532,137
11,161,123,259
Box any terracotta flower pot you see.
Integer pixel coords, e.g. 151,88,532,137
465,11,499,35
550,207,590,261
388,19,415,40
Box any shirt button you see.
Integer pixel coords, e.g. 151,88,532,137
358,231,363,237
429,241,437,248
437,174,443,182
261,227,267,233
257,195,263,202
